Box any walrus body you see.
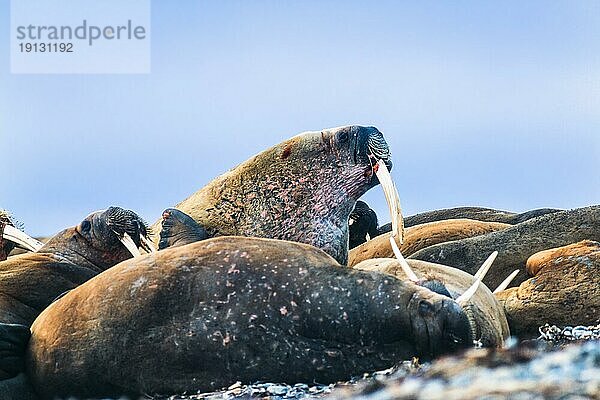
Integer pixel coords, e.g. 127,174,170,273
349,219,510,267
153,126,392,265
496,240,600,337
354,258,510,347
378,206,561,233
27,237,473,399
408,206,600,289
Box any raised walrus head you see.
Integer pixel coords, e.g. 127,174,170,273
155,125,392,265
40,206,155,272
0,211,43,260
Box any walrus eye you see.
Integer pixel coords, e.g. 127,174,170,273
338,131,349,143
80,220,91,233
418,300,434,317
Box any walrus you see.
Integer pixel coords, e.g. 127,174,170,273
349,201,379,249
0,211,43,261
408,206,600,289
27,236,474,399
495,240,600,338
152,125,393,265
349,218,510,266
377,206,562,233
354,258,510,347
0,207,153,386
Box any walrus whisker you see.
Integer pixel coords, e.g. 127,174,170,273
2,224,44,252
375,160,404,243
493,269,520,294
116,232,142,257
456,251,497,306
389,235,419,282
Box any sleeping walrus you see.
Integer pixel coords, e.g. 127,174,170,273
26,236,474,399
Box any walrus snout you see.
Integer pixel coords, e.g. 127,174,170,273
352,126,392,171
410,292,473,359
77,207,154,256
103,207,150,247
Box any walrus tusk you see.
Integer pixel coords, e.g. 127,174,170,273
139,235,157,253
118,232,142,257
389,235,419,282
493,269,520,294
473,251,498,281
456,251,497,306
2,225,44,252
375,159,404,244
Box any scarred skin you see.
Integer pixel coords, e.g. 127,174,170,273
152,126,392,265
27,237,472,399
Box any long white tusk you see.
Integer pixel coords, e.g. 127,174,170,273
474,251,498,281
139,234,157,253
118,232,142,257
456,251,498,306
493,269,520,294
375,160,404,244
2,225,44,252
389,235,419,282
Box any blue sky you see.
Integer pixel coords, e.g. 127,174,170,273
1,1,599,236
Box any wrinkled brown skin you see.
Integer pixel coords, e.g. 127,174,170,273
349,219,510,267
27,237,472,399
354,258,510,347
409,206,600,290
378,206,561,233
496,240,600,338
152,126,391,265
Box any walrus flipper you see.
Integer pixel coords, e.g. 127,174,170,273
158,208,209,250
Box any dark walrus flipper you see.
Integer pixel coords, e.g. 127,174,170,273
159,208,209,250
0,323,30,380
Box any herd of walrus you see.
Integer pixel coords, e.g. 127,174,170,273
0,125,598,399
